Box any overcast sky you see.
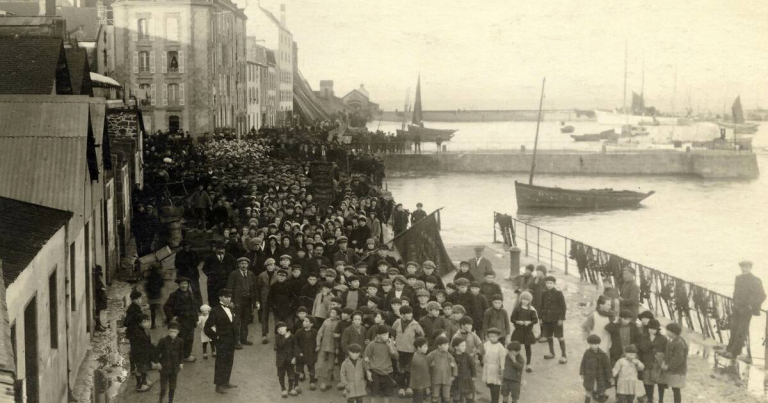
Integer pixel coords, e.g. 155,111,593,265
253,0,768,112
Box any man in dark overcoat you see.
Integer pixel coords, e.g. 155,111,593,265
226,257,259,347
202,242,237,303
723,260,766,359
175,240,202,302
163,277,200,361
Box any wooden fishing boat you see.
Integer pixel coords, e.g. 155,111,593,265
571,129,618,142
718,96,760,134
515,76,654,210
515,182,655,209
395,74,457,143
560,124,575,133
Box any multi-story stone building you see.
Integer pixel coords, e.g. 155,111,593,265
112,0,247,136
245,3,292,126
246,37,265,130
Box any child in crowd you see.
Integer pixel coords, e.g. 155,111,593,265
295,316,318,390
293,306,309,334
316,307,340,391
468,282,489,336
482,328,507,403
580,334,613,403
128,314,154,392
428,335,458,403
410,337,431,403
340,343,367,403
452,316,485,364
454,261,475,284
637,311,655,335
275,321,299,397
197,304,216,359
335,307,355,369
341,312,367,368
312,282,333,328
480,271,502,303
501,341,525,403
145,263,165,329
510,291,538,372
605,310,640,365
612,345,644,403
393,305,425,397
445,283,459,304
364,325,399,403
299,272,320,310
482,294,511,343
156,322,184,403
451,338,476,403
418,301,447,351
124,290,144,376
540,276,568,363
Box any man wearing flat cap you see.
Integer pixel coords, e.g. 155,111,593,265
204,288,239,394
163,277,200,362
410,202,427,225
226,257,259,347
468,245,493,280
723,260,766,359
332,236,360,266
619,267,640,320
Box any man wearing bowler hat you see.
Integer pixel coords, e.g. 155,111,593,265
204,288,239,394
722,260,766,360
202,241,237,303
163,276,200,362
226,257,259,348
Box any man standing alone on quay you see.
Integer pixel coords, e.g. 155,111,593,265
204,288,239,394
226,257,259,347
468,246,493,280
722,261,765,360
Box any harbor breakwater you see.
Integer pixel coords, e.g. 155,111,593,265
379,109,594,123
381,150,760,179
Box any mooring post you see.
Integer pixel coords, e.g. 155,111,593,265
509,245,521,281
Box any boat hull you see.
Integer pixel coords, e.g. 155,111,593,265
514,181,654,209
396,124,456,142
717,121,760,134
595,109,681,126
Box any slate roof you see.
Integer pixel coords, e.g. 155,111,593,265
65,47,92,96
0,37,66,94
0,1,39,16
0,197,72,285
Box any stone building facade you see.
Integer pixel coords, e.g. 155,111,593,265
112,0,247,137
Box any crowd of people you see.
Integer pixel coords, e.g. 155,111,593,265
119,125,739,403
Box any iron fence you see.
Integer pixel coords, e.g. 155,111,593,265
494,211,766,361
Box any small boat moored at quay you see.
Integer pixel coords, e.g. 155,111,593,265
515,182,655,209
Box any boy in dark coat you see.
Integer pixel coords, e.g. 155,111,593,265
295,316,318,390
299,273,321,309
479,271,503,303
124,290,144,375
501,341,525,403
469,282,489,336
540,276,568,363
156,322,185,403
275,321,298,397
268,270,295,330
580,334,613,403
127,314,155,392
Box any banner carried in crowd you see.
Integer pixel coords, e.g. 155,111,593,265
393,211,456,276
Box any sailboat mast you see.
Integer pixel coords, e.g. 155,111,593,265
401,88,410,131
623,40,628,115
528,77,546,185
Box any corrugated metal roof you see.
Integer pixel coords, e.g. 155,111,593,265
0,95,90,138
0,137,86,214
0,197,71,285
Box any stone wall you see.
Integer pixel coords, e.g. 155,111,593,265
381,151,759,179
106,110,139,137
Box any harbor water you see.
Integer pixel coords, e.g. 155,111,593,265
373,119,768,296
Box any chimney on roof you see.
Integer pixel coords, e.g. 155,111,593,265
280,4,286,27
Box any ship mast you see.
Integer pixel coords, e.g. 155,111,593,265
528,77,546,185
623,40,628,115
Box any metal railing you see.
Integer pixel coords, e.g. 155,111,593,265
494,212,767,362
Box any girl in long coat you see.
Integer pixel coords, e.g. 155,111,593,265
580,334,613,402
510,292,538,371
636,319,668,402
662,323,688,403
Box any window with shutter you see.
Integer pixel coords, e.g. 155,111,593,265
162,84,168,105
137,18,148,40
179,51,185,74
150,84,156,106
149,51,155,73
179,84,185,106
